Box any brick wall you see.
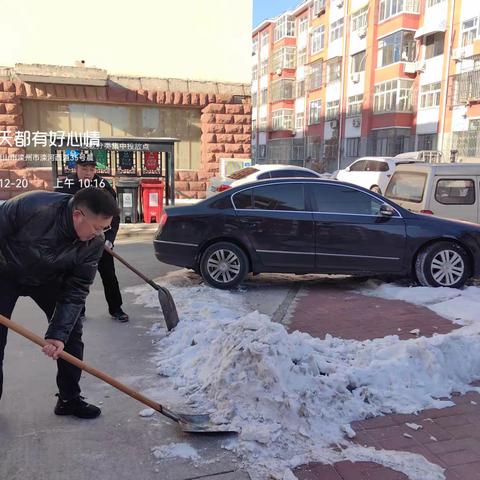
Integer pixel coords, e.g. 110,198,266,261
0,77,251,201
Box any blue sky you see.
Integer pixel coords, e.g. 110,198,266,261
253,0,300,27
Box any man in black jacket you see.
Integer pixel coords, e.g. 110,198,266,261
56,156,129,323
0,188,119,418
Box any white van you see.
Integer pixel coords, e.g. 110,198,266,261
385,163,480,223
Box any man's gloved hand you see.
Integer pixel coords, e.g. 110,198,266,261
105,240,113,249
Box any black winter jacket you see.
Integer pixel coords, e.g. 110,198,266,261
56,173,120,244
0,191,104,343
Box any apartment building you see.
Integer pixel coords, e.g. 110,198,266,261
251,0,480,172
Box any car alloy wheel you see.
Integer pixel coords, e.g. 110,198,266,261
430,249,465,287
206,249,241,283
415,241,469,289
200,242,248,289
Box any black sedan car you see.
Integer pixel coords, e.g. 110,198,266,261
154,178,480,289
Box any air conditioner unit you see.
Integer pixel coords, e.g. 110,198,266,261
336,0,344,7
404,62,417,74
357,27,367,38
352,118,361,128
415,61,426,72
351,72,360,83
219,158,252,178
275,68,282,76
330,119,339,129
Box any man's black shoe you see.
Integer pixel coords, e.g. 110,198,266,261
110,309,129,323
54,395,101,419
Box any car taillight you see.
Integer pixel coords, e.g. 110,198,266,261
216,184,231,192
420,209,434,215
159,211,168,227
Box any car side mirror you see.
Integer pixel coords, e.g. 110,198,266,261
345,166,351,172
379,204,396,217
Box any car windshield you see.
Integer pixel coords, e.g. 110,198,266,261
385,172,427,203
228,167,259,180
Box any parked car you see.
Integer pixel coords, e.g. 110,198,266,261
154,178,480,290
206,164,324,197
395,150,443,163
385,162,480,224
335,157,420,195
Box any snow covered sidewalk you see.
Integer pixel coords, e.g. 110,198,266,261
127,273,480,480
290,281,480,480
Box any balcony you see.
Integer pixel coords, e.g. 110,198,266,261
452,69,480,105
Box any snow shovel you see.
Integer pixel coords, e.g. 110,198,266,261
104,245,179,331
0,313,235,434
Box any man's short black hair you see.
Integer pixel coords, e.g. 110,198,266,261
72,188,120,217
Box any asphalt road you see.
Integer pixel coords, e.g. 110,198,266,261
0,241,249,480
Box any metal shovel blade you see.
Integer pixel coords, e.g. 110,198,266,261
163,408,238,434
157,286,179,331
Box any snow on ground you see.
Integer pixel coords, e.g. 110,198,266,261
151,442,200,460
126,273,480,480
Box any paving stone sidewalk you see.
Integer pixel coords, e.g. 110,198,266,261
288,284,478,480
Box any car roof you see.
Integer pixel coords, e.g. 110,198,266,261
252,164,315,172
351,156,394,162
394,162,480,174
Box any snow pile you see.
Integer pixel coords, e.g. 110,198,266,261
128,273,480,479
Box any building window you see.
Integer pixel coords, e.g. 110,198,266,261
313,0,326,16
374,79,413,113
261,32,269,48
299,16,308,34
351,51,366,73
272,109,293,130
417,133,437,150
326,58,342,83
346,137,360,157
425,32,445,59
260,59,269,76
420,82,441,108
296,80,305,97
251,91,258,106
260,88,268,105
259,116,267,130
427,0,445,5
351,6,368,32
462,18,478,47
298,48,307,66
379,0,419,22
274,15,295,42
378,30,415,67
252,64,258,81
347,94,363,116
270,79,295,102
258,144,267,158
330,18,344,42
311,25,325,55
295,112,304,130
308,60,323,90
272,46,296,72
252,38,258,56
309,100,322,125
326,100,340,120
370,128,411,156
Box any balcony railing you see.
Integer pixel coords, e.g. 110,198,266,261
452,70,480,105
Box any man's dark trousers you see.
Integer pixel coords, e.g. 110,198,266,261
98,250,122,314
0,276,83,400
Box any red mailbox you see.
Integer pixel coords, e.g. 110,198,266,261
140,179,164,223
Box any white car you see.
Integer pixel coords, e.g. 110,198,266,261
207,164,325,197
335,156,419,195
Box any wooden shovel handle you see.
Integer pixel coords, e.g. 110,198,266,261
0,313,174,419
104,245,159,291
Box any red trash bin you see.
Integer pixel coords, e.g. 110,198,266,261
140,179,164,223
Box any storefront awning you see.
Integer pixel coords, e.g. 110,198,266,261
414,20,447,39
